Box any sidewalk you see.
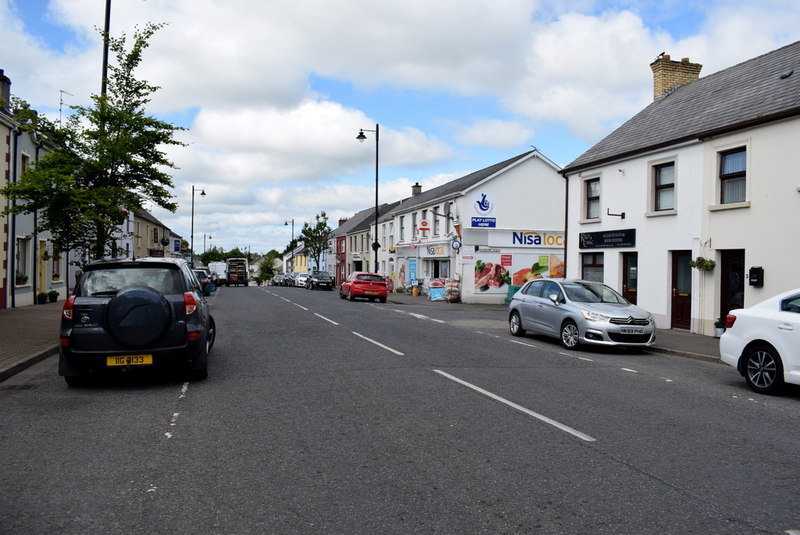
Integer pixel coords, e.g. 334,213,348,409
0,301,63,382
0,293,720,383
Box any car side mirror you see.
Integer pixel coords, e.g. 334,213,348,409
549,293,560,305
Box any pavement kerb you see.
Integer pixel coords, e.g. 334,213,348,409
645,346,721,363
0,346,59,383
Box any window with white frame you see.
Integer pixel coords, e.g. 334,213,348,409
585,178,600,219
433,205,440,236
399,216,405,241
654,162,675,211
15,237,30,281
720,148,746,204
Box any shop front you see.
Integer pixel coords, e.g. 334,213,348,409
460,230,565,304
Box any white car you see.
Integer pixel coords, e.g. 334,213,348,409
294,273,310,288
720,288,800,394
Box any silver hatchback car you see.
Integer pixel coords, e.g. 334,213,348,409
508,278,655,349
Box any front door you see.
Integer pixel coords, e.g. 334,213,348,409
720,250,745,316
671,251,692,329
622,252,638,304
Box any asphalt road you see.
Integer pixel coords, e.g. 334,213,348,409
1,285,799,534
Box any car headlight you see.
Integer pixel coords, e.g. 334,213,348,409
581,309,610,322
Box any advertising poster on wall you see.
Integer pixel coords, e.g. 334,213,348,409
473,252,565,294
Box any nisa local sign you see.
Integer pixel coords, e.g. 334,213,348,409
512,231,564,247
489,231,565,248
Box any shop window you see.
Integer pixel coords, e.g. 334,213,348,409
15,237,30,281
720,148,746,204
581,252,604,282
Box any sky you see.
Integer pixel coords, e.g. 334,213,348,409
1,0,798,255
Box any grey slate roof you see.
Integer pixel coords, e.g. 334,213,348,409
563,40,800,173
390,150,540,214
329,207,375,237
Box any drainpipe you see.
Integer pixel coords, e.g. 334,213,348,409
32,140,42,303
9,126,20,308
562,171,569,277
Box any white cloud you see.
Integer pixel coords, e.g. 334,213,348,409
5,0,799,255
453,119,533,148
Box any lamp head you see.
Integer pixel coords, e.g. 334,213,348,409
200,189,206,196
356,130,367,143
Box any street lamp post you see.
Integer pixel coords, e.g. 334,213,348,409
190,186,206,267
204,233,212,254
356,123,380,272
285,219,294,273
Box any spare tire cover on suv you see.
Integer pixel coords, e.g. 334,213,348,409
106,286,172,347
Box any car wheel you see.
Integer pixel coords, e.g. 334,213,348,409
339,289,346,299
348,291,355,301
379,297,387,303
744,344,783,394
206,315,216,353
64,375,88,387
560,320,580,349
188,367,208,381
106,287,171,347
509,311,526,337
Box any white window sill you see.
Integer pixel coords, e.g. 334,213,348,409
709,201,751,212
579,218,602,225
645,209,677,218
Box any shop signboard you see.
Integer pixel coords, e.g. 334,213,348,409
579,229,636,249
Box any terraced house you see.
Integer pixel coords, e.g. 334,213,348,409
561,41,800,335
1,70,65,308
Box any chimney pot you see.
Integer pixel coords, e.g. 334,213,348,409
411,182,422,196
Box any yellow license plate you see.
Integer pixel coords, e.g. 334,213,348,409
364,290,378,294
107,355,153,367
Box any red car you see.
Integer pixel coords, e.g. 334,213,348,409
339,272,388,303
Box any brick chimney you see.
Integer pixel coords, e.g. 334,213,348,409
338,218,348,227
0,69,11,112
411,182,422,196
649,54,702,100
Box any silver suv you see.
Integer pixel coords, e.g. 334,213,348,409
294,272,310,288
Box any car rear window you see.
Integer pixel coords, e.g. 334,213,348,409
81,267,182,295
356,274,385,282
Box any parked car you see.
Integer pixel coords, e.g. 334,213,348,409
508,278,655,349
293,272,309,288
59,257,216,385
307,270,334,290
720,288,800,394
339,272,388,303
193,269,216,296
272,274,285,286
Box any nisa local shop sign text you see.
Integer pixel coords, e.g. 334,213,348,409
488,230,565,248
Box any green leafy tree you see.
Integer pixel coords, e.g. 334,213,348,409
257,249,281,281
1,22,184,261
199,245,227,265
300,212,332,271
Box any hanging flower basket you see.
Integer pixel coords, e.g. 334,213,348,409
689,256,716,271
